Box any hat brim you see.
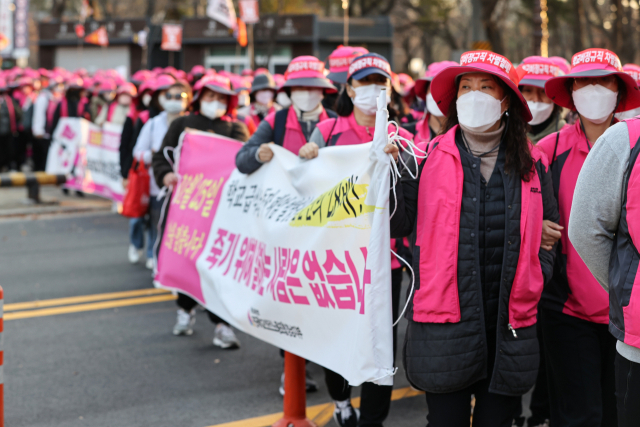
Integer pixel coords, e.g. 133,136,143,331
202,84,236,96
518,78,547,89
414,78,430,100
544,69,640,112
430,65,532,122
250,84,276,94
327,71,348,85
350,67,392,82
280,78,338,93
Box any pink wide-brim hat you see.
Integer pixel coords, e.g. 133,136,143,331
545,48,640,112
430,51,532,122
517,56,563,89
326,45,369,84
281,55,337,93
414,61,459,100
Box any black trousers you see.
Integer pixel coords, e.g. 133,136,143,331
0,133,14,170
323,267,403,427
540,307,617,427
32,137,50,171
424,376,520,427
176,293,228,325
615,351,640,427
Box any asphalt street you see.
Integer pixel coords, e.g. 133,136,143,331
0,213,532,426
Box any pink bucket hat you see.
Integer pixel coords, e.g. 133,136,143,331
430,51,532,122
326,45,369,84
516,56,563,89
154,74,176,92
549,57,571,75
414,61,458,100
623,64,640,86
192,74,238,113
544,48,640,112
117,82,137,97
281,56,337,93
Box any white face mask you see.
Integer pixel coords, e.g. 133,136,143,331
255,90,274,105
572,84,618,124
276,92,292,108
290,89,324,112
238,93,250,107
527,100,555,125
350,84,390,116
615,106,640,120
426,92,444,117
200,100,227,120
159,94,186,114
118,94,132,106
456,90,506,133
142,93,152,107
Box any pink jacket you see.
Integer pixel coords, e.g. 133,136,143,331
413,125,545,328
537,121,610,324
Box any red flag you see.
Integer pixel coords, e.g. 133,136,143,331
238,0,259,24
84,26,108,46
0,32,8,51
161,24,182,51
75,24,86,38
236,19,247,47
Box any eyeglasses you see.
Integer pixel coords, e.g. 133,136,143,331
164,93,187,100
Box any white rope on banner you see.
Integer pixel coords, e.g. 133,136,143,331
384,118,433,327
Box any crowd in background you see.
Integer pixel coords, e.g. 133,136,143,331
3,45,640,427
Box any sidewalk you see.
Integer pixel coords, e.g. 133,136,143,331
0,186,113,219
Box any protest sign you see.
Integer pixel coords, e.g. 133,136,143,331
46,118,125,202
155,95,395,386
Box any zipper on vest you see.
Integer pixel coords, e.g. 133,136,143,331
508,323,518,338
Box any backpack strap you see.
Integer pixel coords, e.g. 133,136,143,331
325,109,338,119
273,107,289,147
551,131,560,167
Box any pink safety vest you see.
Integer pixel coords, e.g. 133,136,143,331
60,97,88,118
413,125,545,327
414,114,432,146
264,107,331,155
537,121,609,324
316,113,415,269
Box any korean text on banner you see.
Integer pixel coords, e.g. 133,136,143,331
155,91,395,386
46,118,125,202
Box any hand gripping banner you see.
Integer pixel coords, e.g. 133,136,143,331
155,92,395,386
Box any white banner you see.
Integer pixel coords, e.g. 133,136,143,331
156,93,395,386
207,0,238,30
46,118,125,202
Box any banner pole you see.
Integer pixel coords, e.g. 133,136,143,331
272,352,316,427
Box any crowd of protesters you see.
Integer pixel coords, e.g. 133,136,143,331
4,44,640,427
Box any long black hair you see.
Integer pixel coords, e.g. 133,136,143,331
442,76,535,181
336,77,401,121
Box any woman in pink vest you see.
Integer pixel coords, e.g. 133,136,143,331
235,56,337,174
298,52,415,427
535,48,640,426
383,51,559,426
405,61,458,146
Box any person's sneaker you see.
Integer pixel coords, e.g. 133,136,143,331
128,245,141,264
278,370,319,396
145,258,154,270
213,323,240,349
173,309,195,336
333,400,359,427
